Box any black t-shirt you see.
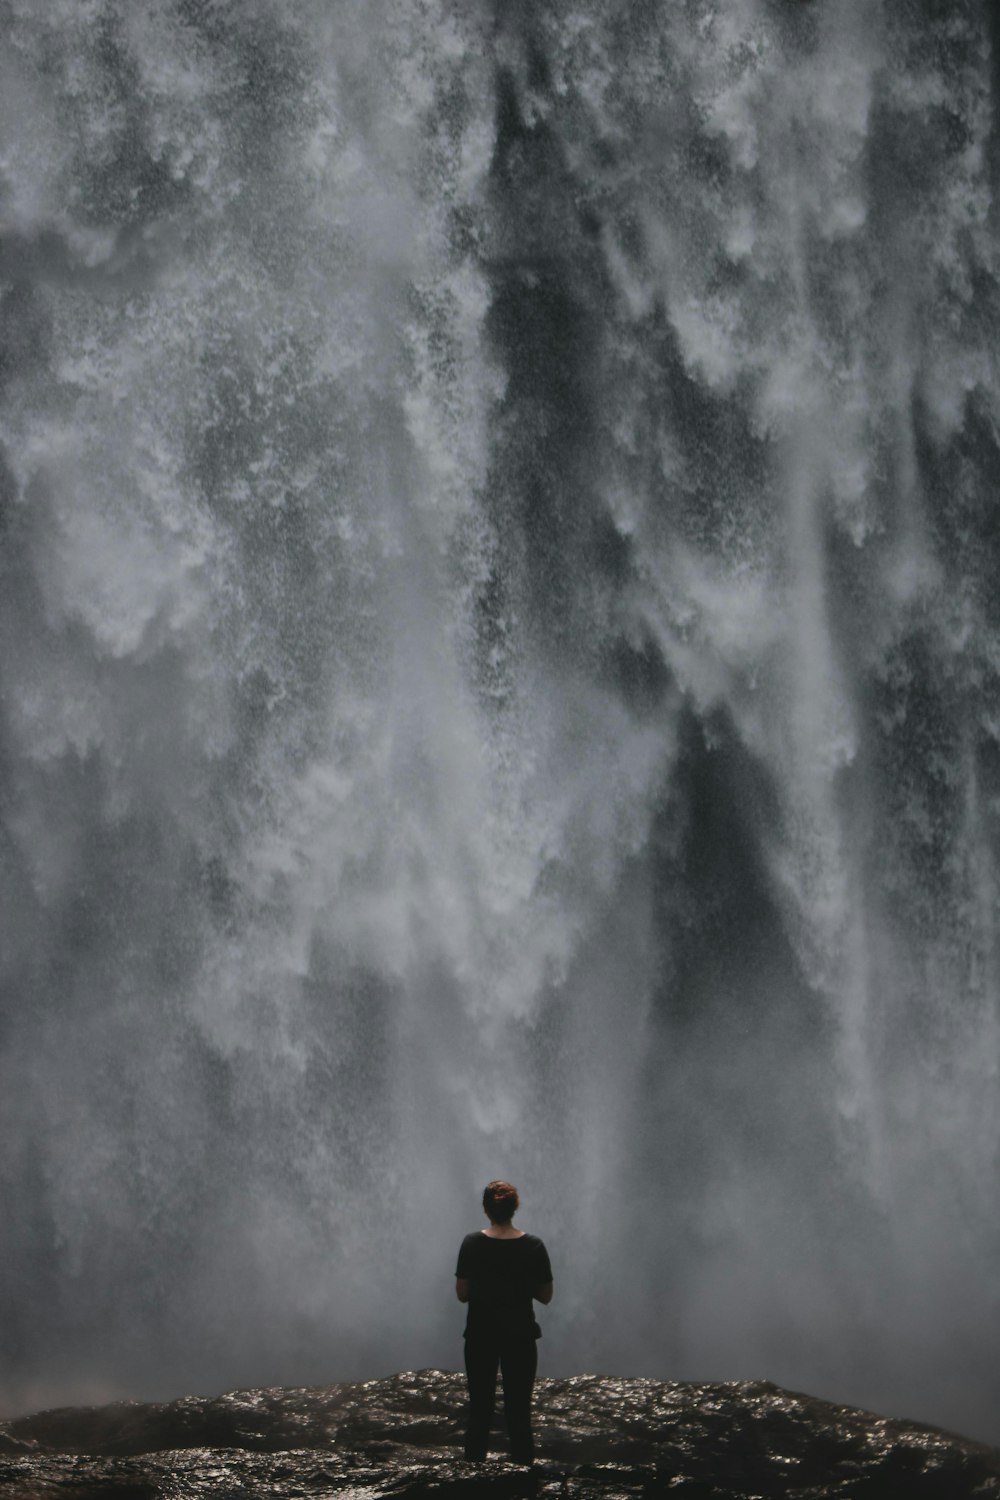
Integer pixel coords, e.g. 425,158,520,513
455,1230,553,1341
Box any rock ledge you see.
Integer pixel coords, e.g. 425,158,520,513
2,1369,998,1497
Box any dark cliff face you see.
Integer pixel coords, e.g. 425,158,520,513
1,1370,998,1498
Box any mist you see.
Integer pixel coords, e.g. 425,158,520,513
1,0,999,1445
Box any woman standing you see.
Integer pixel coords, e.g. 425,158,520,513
455,1180,554,1465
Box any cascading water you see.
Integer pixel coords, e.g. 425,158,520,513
1,0,999,1442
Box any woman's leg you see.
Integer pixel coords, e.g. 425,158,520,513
463,1339,500,1460
499,1339,538,1464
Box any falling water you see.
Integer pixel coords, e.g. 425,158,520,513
2,0,999,1442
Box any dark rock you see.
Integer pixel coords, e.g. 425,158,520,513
0,1370,998,1497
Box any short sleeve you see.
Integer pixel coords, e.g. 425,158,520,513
455,1234,476,1278
533,1238,553,1284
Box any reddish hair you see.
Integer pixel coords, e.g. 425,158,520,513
483,1180,519,1223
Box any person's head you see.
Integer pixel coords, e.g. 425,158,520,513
483,1179,519,1224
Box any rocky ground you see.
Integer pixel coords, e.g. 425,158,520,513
1,1369,998,1498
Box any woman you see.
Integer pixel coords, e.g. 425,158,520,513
455,1179,554,1465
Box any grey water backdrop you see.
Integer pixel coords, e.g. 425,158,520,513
2,0,999,1445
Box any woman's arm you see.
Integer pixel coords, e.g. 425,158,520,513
455,1277,470,1303
533,1280,554,1305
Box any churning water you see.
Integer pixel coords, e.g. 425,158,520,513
2,0,1000,1442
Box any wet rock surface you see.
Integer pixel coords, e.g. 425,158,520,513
1,1369,998,1498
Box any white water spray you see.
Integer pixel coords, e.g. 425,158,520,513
1,0,999,1442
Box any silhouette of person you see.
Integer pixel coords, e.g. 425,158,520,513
455,1179,554,1465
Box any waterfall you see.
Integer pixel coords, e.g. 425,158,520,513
1,0,999,1440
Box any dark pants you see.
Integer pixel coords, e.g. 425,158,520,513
463,1336,538,1463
